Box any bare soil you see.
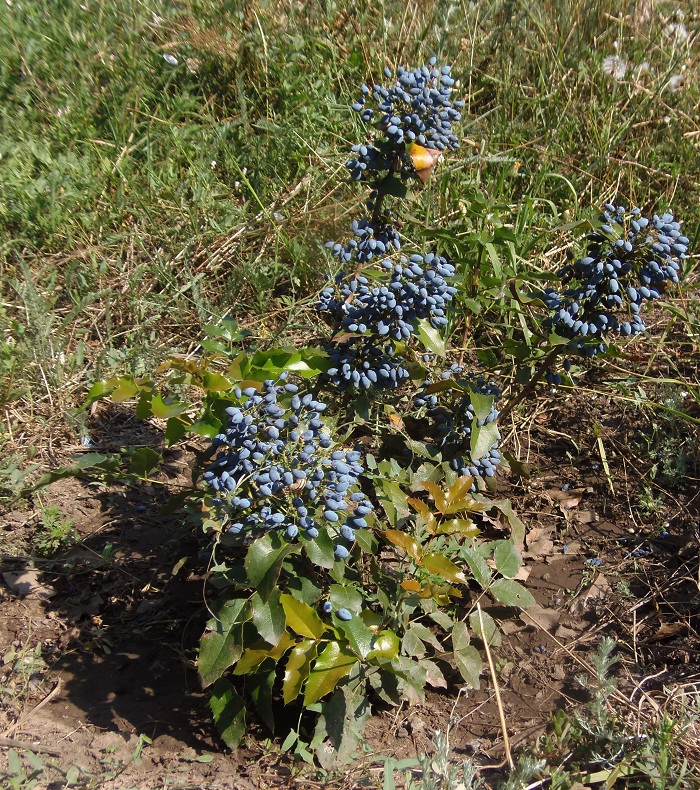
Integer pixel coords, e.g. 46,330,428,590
1,381,699,789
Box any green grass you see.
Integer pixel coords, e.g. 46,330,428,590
0,0,699,779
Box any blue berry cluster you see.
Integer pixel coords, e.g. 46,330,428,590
318,252,457,390
541,205,687,358
415,367,502,483
347,59,463,183
325,217,402,264
202,375,373,561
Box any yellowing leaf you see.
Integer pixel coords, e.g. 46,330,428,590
422,552,468,584
407,498,438,535
303,642,357,705
435,517,480,537
283,639,317,704
233,632,294,675
422,481,449,514
366,629,400,661
280,594,326,640
384,529,422,563
401,579,422,592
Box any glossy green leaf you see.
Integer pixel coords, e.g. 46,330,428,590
366,629,400,661
470,421,500,462
248,663,276,732
110,378,139,402
251,589,285,646
150,394,186,420
202,371,233,392
469,392,495,423
209,679,246,749
304,641,357,706
490,499,526,548
283,639,318,704
245,535,297,602
280,594,325,640
462,547,492,589
493,540,521,578
165,416,189,445
198,598,250,688
490,579,536,608
414,318,447,357
422,552,467,584
329,584,363,613
303,527,336,569
407,497,438,534
339,616,374,659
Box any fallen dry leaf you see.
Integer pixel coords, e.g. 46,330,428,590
3,571,56,599
522,604,560,632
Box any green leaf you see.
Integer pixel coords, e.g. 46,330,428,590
312,685,371,769
414,318,447,357
248,663,276,731
304,641,358,706
245,535,297,602
469,610,502,647
422,552,467,584
451,621,471,651
209,679,246,749
379,175,408,198
401,627,427,657
199,598,250,688
165,416,189,445
338,616,374,659
454,645,482,688
469,392,494,423
150,395,186,420
280,594,325,640
470,421,500,461
129,447,162,479
110,378,139,402
202,371,233,392
462,547,492,589
303,528,336,569
329,584,363,613
501,451,531,479
233,632,295,675
251,589,285,646
366,629,400,661
489,499,526,548
408,622,443,652
493,540,521,578
283,639,318,704
490,579,536,608
434,517,480,537
26,452,122,492
377,479,411,521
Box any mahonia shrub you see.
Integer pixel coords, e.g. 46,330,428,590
537,205,688,383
